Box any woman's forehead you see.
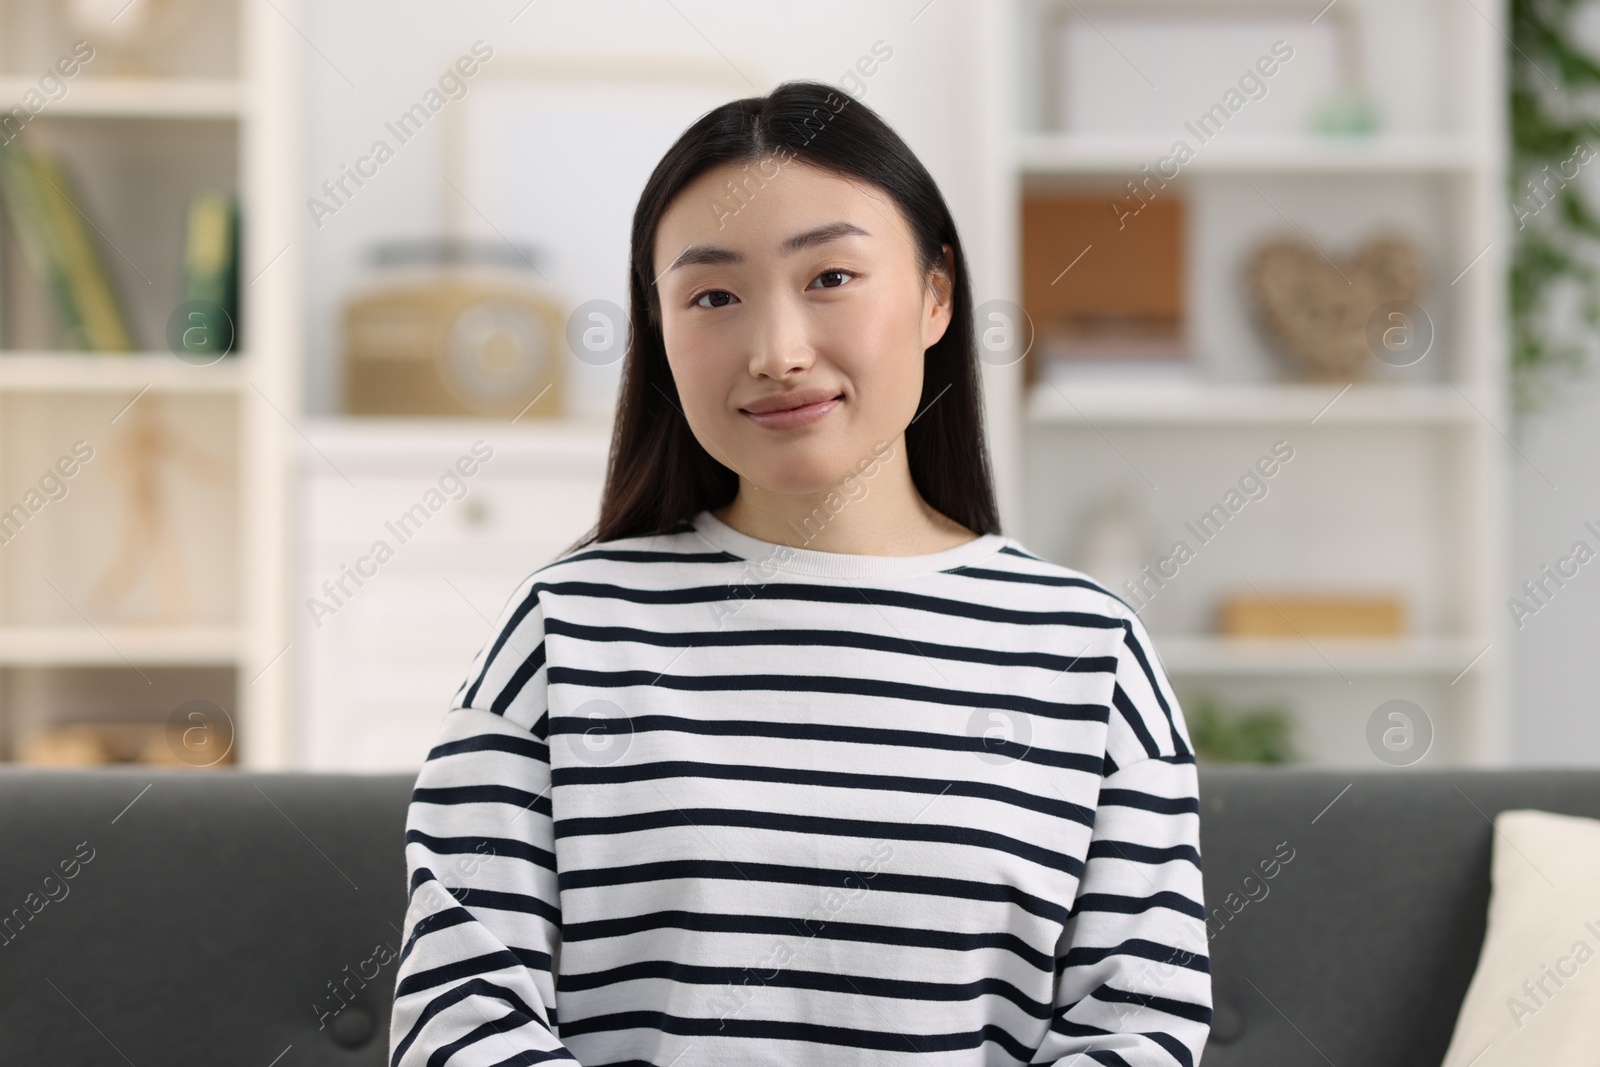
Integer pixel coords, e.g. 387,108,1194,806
655,164,902,273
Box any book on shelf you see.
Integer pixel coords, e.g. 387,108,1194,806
1217,591,1406,637
180,188,239,357
0,139,136,352
1021,190,1192,387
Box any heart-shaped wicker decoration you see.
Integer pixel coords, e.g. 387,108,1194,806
1246,232,1424,380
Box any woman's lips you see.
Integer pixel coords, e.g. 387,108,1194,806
741,394,843,430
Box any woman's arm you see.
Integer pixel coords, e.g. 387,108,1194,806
1030,609,1212,1067
387,578,580,1065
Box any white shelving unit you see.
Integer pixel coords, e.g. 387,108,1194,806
0,352,251,391
0,76,243,117
0,0,299,768
1015,132,1488,174
971,0,1512,766
1026,381,1487,425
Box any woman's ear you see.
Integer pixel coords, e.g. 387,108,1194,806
922,242,955,350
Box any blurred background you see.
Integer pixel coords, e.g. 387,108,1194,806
0,0,1593,773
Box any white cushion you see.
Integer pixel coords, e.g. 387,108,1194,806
1440,809,1600,1066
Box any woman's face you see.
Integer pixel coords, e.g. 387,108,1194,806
652,159,952,495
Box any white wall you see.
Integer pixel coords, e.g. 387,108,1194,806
1502,8,1600,766
1508,380,1600,764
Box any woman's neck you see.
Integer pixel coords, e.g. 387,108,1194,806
711,455,978,557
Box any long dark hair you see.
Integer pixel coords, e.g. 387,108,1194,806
564,78,998,554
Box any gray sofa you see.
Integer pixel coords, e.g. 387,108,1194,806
3,766,1598,1065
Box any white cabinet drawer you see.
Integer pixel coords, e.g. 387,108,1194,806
296,420,609,770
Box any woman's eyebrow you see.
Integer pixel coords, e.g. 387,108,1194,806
665,221,871,273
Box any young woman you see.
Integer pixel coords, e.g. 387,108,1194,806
389,80,1211,1066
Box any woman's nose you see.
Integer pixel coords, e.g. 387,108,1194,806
746,294,816,377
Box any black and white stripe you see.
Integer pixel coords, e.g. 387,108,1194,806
389,512,1211,1066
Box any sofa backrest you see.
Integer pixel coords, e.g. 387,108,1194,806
4,765,1600,1065
1197,765,1600,1066
0,768,414,1065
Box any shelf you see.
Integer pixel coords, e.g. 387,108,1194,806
0,77,243,119
1026,380,1486,426
0,352,248,392
299,415,616,473
1155,635,1490,677
0,626,242,666
1017,133,1489,176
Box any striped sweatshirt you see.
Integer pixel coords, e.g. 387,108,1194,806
388,508,1211,1066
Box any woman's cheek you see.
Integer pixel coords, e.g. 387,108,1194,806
663,330,733,444
847,309,924,426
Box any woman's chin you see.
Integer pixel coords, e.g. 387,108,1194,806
734,443,826,479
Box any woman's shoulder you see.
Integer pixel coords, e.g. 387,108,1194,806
501,517,724,601
967,535,1140,621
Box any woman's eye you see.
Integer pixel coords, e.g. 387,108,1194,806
692,289,736,309
690,271,853,308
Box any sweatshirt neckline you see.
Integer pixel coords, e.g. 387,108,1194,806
689,508,1009,579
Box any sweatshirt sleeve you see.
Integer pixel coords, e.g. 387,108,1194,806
1029,607,1213,1067
387,577,579,1066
